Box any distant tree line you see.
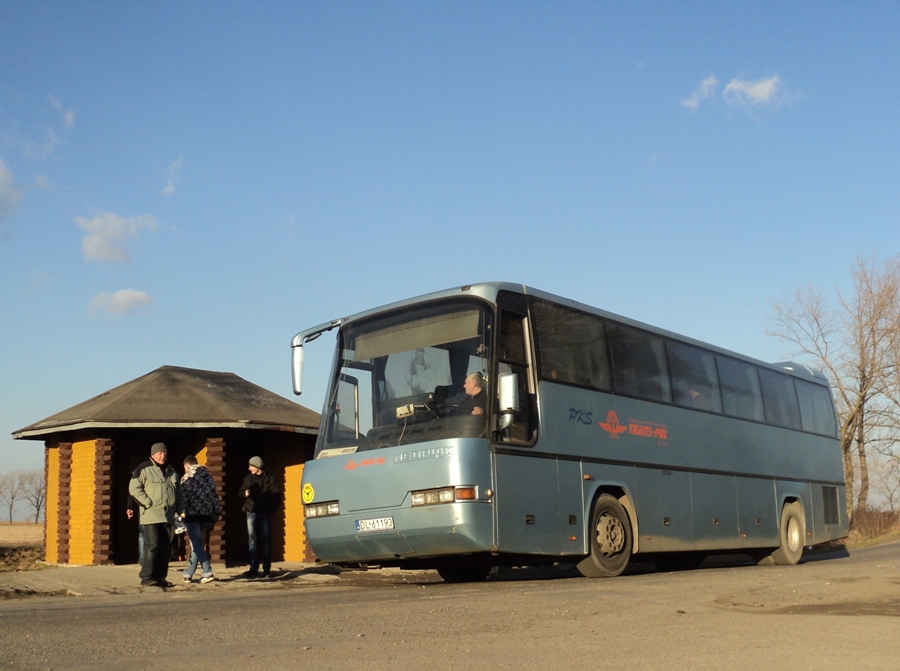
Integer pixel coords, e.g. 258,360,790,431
770,254,900,522
0,469,45,524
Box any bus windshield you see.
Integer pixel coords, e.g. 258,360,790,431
315,299,493,457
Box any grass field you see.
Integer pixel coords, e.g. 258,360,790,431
0,523,43,547
0,524,44,571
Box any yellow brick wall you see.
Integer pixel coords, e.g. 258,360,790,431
283,463,307,561
68,440,97,565
45,448,60,564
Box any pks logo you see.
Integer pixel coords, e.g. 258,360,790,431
344,456,386,471
599,410,628,438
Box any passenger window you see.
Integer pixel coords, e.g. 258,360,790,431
532,300,611,391
716,355,764,422
795,379,838,437
758,369,802,430
608,324,671,403
667,341,722,413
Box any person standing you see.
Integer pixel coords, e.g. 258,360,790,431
129,442,181,588
239,456,281,578
180,455,221,584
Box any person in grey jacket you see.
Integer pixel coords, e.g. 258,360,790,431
129,442,182,587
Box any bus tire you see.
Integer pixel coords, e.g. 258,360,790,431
770,502,805,565
436,564,491,583
577,494,632,578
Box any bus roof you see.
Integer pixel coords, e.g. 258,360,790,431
295,281,830,386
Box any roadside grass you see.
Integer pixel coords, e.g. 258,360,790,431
0,546,44,572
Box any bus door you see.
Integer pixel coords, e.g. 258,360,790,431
491,294,581,555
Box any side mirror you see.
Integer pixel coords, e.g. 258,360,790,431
291,345,305,395
498,372,520,430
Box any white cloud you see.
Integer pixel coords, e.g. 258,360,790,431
0,158,23,229
33,175,54,190
88,289,154,317
162,157,184,195
724,75,785,107
681,75,719,109
75,211,158,264
23,128,58,160
49,95,76,129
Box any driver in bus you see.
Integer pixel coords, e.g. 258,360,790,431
453,372,486,415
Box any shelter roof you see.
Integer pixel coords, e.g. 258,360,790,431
13,365,320,439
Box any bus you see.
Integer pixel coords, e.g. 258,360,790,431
292,282,848,582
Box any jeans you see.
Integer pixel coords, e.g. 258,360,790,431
246,512,272,574
139,523,170,582
137,525,146,566
183,521,212,578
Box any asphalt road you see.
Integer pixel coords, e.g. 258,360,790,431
1,543,898,671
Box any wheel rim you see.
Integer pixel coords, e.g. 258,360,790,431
786,515,802,553
596,512,626,557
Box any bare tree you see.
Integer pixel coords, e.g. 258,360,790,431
0,471,26,523
769,255,900,520
20,469,46,523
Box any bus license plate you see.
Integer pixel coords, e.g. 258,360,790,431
356,517,394,533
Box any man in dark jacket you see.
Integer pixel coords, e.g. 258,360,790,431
447,372,486,415
129,442,182,587
239,456,281,578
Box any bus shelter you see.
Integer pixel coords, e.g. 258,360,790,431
13,365,319,566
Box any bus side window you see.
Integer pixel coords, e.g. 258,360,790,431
608,323,672,403
531,299,611,391
759,369,802,430
795,379,838,437
498,310,535,443
717,355,764,422
667,340,722,413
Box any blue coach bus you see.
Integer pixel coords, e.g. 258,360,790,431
292,283,848,582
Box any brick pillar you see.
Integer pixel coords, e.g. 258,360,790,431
93,439,114,564
204,438,226,563
43,446,56,562
57,442,72,564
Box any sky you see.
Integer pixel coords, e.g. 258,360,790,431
2,2,900,477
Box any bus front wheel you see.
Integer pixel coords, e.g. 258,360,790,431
770,502,805,565
577,494,632,578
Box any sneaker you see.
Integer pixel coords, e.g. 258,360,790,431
239,570,259,579
200,574,216,584
140,578,158,587
261,571,270,579
183,576,192,584
157,579,174,588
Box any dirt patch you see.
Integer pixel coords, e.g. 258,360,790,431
771,598,900,616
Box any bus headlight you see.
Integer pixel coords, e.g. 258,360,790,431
410,487,477,506
305,501,340,518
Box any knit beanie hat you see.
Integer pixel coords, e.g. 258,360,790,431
151,442,168,456
249,456,264,468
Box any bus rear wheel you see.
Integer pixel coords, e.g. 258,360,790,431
577,494,632,578
770,502,805,565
